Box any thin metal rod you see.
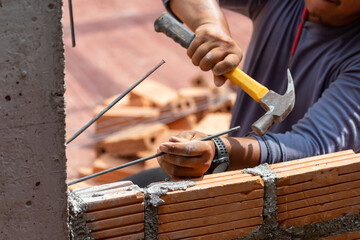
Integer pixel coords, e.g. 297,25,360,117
66,60,165,144
67,126,240,186
68,0,76,47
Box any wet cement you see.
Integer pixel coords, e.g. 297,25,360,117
68,192,93,240
143,181,196,240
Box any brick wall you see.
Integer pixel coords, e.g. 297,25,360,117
69,150,360,239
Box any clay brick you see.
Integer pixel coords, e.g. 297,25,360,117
73,181,134,197
191,226,259,240
280,203,360,228
89,223,144,239
278,178,360,204
86,202,144,221
161,175,263,204
207,87,236,112
193,112,232,135
190,74,212,87
158,203,262,233
320,230,360,240
166,114,197,130
94,106,159,133
158,217,261,240
67,179,96,192
278,195,360,222
87,212,144,231
274,156,360,186
215,91,236,113
105,232,144,240
277,172,360,196
84,188,144,212
160,97,198,116
178,87,212,98
102,93,130,106
271,150,355,170
158,189,263,214
278,187,360,213
158,199,263,223
92,153,144,182
129,79,178,107
272,152,356,176
100,123,169,156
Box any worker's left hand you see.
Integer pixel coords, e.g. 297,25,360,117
157,130,215,179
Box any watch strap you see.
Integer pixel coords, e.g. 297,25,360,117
206,137,230,174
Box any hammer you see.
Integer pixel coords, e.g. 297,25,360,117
154,13,295,136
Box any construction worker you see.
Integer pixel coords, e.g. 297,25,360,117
124,0,360,186
152,0,360,179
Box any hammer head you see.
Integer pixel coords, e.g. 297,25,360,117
251,69,295,136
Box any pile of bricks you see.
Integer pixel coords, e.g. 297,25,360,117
74,76,236,188
69,150,360,239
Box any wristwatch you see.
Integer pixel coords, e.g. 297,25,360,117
206,137,230,174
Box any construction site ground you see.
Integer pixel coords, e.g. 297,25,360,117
63,0,252,181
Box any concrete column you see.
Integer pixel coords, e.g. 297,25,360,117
0,1,68,239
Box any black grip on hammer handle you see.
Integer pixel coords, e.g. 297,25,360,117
154,12,195,49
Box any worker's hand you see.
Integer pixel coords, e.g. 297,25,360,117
157,130,216,179
187,23,243,87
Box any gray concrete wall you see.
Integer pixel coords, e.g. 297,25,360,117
0,1,68,239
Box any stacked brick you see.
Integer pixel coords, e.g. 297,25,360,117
74,76,236,188
271,150,360,228
69,150,360,239
69,181,145,240
157,171,264,239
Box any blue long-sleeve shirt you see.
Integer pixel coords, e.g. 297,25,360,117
162,0,360,164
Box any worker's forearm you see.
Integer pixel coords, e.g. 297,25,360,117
169,0,231,34
221,137,261,170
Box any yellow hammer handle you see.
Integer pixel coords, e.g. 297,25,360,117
224,68,269,102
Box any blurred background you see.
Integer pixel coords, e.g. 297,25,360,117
62,0,252,186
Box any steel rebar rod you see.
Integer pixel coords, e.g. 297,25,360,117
66,60,165,144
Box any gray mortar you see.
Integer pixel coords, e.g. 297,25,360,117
68,191,93,240
143,181,196,240
236,164,360,240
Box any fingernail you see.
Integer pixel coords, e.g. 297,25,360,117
169,136,182,142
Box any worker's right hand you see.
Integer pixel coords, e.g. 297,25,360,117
187,23,243,87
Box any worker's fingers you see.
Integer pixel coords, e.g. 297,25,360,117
158,153,209,169
187,35,206,59
159,140,214,157
157,155,210,178
198,49,229,72
189,41,217,67
213,53,242,76
213,75,227,87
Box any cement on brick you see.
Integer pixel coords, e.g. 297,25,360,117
143,181,196,240
143,180,196,207
68,191,93,240
240,163,279,239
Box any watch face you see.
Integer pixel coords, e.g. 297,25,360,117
212,162,229,173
